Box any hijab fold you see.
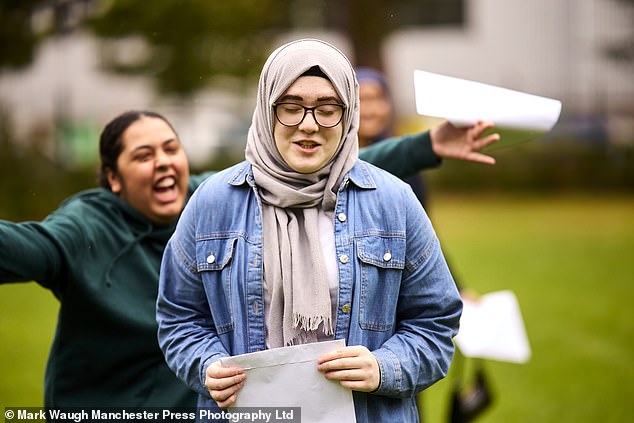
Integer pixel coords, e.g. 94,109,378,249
245,39,359,347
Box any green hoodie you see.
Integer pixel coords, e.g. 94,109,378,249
1,187,197,407
0,131,439,408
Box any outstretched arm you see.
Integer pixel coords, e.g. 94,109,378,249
0,215,79,294
358,131,440,178
359,121,500,179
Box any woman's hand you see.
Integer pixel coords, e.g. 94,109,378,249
205,361,246,408
317,345,380,392
430,120,500,165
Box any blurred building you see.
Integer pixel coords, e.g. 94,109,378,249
381,0,633,144
0,32,247,167
0,0,632,167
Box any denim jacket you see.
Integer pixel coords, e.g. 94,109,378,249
157,160,462,423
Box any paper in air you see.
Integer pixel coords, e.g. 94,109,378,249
454,290,531,363
220,339,356,423
414,69,562,148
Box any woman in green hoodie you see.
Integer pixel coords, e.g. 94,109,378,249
0,110,498,409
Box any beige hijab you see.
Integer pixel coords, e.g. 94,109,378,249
245,39,360,347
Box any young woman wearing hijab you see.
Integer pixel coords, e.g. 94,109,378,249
156,39,487,422
1,99,496,409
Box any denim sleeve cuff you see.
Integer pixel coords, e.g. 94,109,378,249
372,348,402,396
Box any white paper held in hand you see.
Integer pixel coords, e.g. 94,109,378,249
414,69,562,148
220,339,356,423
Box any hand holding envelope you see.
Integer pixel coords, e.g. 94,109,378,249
217,340,357,423
205,360,247,409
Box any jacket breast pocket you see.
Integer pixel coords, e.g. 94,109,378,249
355,234,406,332
195,237,237,334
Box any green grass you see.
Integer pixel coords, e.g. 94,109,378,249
0,283,58,407
420,194,634,423
1,194,633,422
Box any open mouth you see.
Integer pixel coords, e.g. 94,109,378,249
153,176,179,202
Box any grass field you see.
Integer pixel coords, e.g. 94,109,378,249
1,194,633,422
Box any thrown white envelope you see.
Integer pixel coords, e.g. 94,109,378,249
220,339,356,423
414,69,562,148
454,290,531,363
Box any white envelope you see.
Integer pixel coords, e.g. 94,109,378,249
220,339,356,423
454,290,531,363
414,69,562,148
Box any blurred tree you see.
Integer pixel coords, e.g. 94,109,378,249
604,0,634,66
86,0,463,96
0,0,96,70
0,0,48,69
324,0,464,69
0,104,96,220
87,0,290,96
1,0,464,96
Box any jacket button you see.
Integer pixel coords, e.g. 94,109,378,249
337,213,347,222
206,253,216,264
339,254,349,264
383,252,392,262
341,304,351,313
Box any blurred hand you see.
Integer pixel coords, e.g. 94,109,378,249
460,288,482,303
317,345,380,392
205,361,246,408
430,120,500,165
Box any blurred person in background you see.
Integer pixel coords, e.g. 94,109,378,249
357,67,430,207
357,67,497,208
357,66,499,288
0,107,498,409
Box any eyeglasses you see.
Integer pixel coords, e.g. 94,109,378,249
273,103,345,128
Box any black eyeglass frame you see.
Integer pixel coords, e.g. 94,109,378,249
272,102,346,128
